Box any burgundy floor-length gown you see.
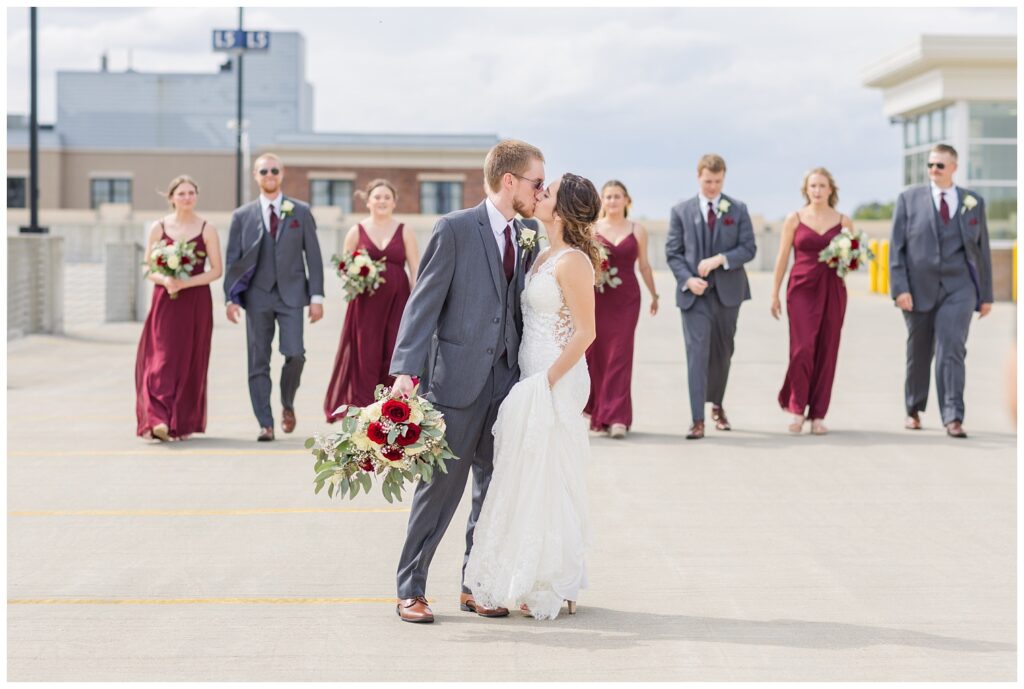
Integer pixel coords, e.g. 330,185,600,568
778,220,848,419
324,224,411,420
135,223,214,438
585,228,642,431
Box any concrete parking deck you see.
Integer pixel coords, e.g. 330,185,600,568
7,270,1016,681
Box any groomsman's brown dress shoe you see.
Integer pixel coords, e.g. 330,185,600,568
459,592,509,618
686,421,705,440
282,408,296,434
396,597,434,623
905,412,922,430
257,427,275,442
945,420,967,438
711,405,731,431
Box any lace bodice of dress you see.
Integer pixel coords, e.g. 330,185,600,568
519,247,590,379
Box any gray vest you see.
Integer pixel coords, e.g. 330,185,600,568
252,229,278,293
495,272,518,364
934,207,972,295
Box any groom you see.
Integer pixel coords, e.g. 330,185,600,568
666,154,757,440
389,139,545,623
224,153,325,441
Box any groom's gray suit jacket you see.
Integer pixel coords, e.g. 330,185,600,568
390,201,535,409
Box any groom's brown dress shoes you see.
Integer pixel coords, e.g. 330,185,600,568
396,596,434,623
459,592,510,617
905,412,922,430
711,405,731,431
282,408,296,434
686,421,705,440
945,420,968,438
257,427,275,442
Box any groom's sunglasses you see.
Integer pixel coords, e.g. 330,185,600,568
259,168,281,176
926,162,946,170
512,174,545,191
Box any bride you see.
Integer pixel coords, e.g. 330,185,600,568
463,172,602,620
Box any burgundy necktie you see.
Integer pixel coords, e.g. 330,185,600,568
707,201,717,233
939,192,950,224
502,224,515,282
269,204,279,240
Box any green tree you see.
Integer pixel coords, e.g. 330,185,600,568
853,201,895,220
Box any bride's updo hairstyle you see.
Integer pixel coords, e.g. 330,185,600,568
554,173,603,282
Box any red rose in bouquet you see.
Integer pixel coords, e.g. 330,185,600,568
367,421,388,445
358,265,370,277
396,423,421,447
358,458,374,472
382,446,404,462
382,399,411,423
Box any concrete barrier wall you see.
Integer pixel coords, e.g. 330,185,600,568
105,242,145,322
8,236,64,338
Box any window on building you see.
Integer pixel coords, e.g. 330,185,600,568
973,185,1017,222
916,112,930,145
968,143,1017,181
420,181,463,215
969,102,1016,139
90,177,132,208
904,150,928,186
930,108,945,142
310,179,354,212
7,177,26,208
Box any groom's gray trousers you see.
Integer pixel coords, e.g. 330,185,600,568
680,288,740,422
396,355,518,599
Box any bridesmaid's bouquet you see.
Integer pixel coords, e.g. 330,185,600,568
145,238,205,299
595,244,622,293
818,227,875,278
331,249,387,301
307,384,458,503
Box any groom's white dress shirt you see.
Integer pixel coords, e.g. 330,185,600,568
485,197,518,269
930,181,959,214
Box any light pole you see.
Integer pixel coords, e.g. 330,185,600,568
235,6,244,208
25,6,45,233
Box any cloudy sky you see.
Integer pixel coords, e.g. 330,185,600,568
6,6,1016,219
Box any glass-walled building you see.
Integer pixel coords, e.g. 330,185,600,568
864,35,1017,237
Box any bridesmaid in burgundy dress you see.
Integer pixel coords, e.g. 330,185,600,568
324,179,419,419
135,175,222,441
584,180,659,438
770,168,851,435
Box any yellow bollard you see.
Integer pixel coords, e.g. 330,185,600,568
869,239,880,293
879,240,890,296
1013,241,1018,303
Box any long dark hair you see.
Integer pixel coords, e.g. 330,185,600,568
554,173,602,281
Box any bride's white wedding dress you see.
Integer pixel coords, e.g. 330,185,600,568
464,247,591,620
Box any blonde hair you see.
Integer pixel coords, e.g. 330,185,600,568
164,175,199,209
697,154,727,175
483,139,545,193
354,178,398,203
599,179,632,219
253,152,282,170
801,167,839,208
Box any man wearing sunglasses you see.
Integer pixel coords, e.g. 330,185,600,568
224,153,325,442
890,143,993,439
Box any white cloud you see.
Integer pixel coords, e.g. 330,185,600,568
6,6,1015,218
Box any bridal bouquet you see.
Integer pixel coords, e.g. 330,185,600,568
145,238,205,299
818,227,875,278
595,244,622,293
330,249,386,301
307,384,457,503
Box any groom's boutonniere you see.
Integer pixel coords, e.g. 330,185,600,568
280,199,295,218
717,198,731,216
518,227,538,260
961,195,977,215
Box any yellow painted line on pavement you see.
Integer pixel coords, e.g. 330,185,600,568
9,449,302,457
10,507,410,517
9,597,427,606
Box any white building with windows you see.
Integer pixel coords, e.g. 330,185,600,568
863,34,1016,237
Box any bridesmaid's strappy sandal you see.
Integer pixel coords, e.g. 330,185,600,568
787,415,805,434
152,424,170,442
810,419,828,435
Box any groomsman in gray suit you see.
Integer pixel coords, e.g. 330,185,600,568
224,154,325,442
666,154,757,440
890,143,993,438
388,140,545,623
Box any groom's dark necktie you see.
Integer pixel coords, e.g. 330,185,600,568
503,224,515,282
269,203,279,240
939,192,950,224
707,201,716,234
